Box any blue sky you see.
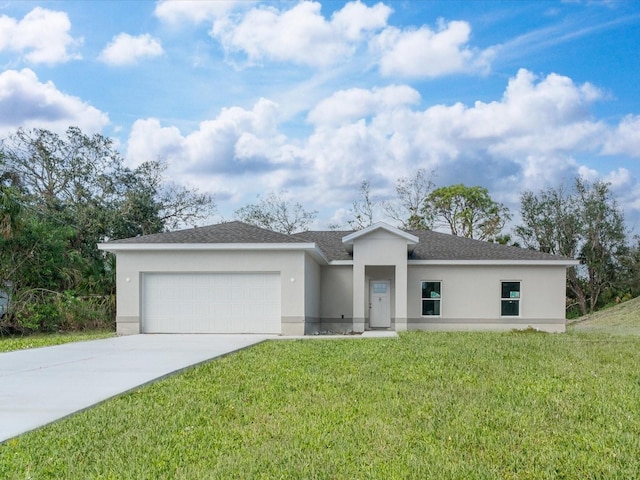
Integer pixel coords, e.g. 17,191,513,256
1,0,640,232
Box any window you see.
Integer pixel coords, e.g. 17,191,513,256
372,282,388,294
501,281,520,316
422,281,441,316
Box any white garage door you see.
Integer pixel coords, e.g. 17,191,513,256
142,273,281,333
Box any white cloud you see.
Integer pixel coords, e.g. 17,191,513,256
601,114,640,157
126,99,295,211
0,7,82,65
386,75,639,210
577,165,600,182
125,118,184,168
453,69,606,157
604,167,633,189
373,19,495,78
330,1,393,41
154,0,249,25
307,84,420,125
126,98,285,172
157,1,495,80
598,167,640,224
99,33,164,66
125,69,640,225
297,69,639,210
211,1,391,67
0,69,108,137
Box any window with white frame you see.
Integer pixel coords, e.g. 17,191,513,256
501,281,520,316
422,281,441,316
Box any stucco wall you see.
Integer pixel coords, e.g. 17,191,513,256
304,253,320,318
114,249,308,335
113,243,569,335
353,229,410,265
303,253,321,333
319,265,353,319
407,264,567,332
351,229,409,330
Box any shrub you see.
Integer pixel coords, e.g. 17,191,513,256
0,288,115,334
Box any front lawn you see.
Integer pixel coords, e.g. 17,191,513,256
1,331,639,479
0,330,115,353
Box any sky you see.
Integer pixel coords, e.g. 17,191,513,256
1,0,640,232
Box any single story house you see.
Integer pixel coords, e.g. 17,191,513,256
98,221,577,335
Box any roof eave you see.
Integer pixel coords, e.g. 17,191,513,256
97,242,329,264
407,259,579,266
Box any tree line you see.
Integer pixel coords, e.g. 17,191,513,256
234,171,638,319
0,127,215,333
1,127,638,332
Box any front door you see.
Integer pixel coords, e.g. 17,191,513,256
369,280,391,328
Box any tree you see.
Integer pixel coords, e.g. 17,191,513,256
234,191,317,234
0,169,23,240
516,184,581,256
515,177,627,315
384,169,435,230
0,126,216,332
422,184,511,240
0,216,79,292
618,237,640,301
490,234,520,247
575,178,628,313
347,180,376,230
1,128,215,244
112,160,215,238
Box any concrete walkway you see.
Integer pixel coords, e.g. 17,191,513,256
0,334,269,442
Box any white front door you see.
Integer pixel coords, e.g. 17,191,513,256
369,280,391,328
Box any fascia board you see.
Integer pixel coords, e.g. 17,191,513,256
97,242,329,264
408,259,579,267
98,242,314,251
322,259,577,267
328,260,354,266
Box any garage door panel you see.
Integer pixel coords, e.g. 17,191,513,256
143,273,281,333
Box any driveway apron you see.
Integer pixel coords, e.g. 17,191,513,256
0,334,269,442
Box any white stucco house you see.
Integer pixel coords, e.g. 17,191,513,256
98,221,577,335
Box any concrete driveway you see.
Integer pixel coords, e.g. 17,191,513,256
0,334,270,443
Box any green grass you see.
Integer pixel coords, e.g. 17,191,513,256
1,331,639,479
568,296,640,335
0,330,115,353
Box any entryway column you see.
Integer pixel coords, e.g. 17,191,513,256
352,262,366,332
395,263,408,331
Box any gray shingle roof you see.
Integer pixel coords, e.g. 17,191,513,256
107,221,572,263
294,229,568,262
109,221,308,245
407,230,568,262
292,230,353,261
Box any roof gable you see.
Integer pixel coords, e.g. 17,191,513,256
342,222,419,246
340,222,419,256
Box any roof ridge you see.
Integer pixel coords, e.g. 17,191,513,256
225,221,307,242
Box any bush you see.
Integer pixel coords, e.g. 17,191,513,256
0,288,115,334
57,291,115,331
